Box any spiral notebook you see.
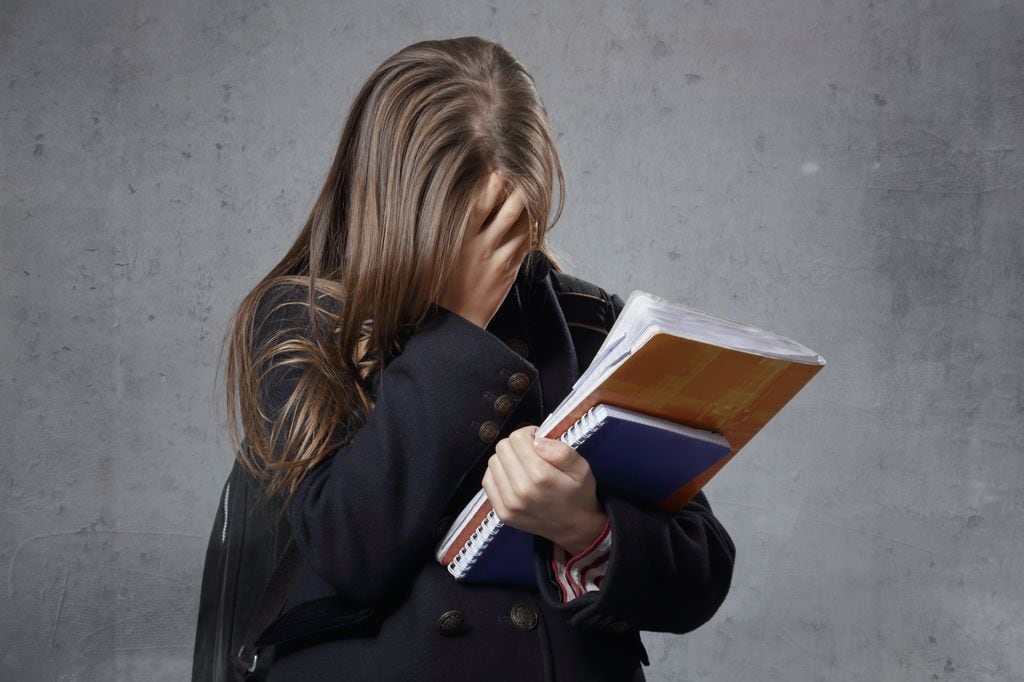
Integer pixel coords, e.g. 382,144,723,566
434,288,826,586
434,404,731,585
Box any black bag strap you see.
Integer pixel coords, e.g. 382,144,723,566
233,267,617,676
549,269,617,373
232,536,383,677
231,539,303,676
551,271,614,324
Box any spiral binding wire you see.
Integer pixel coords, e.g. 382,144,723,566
564,405,602,449
446,406,605,578
448,508,504,576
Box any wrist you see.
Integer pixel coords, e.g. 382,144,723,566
558,510,609,557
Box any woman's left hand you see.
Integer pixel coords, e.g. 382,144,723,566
482,425,609,556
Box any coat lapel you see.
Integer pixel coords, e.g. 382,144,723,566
515,252,579,416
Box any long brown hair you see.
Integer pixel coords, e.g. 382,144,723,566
217,36,568,520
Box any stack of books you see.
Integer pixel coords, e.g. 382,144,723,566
435,289,826,585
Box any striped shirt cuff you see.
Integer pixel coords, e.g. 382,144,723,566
549,517,613,603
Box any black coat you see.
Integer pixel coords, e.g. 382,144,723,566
259,254,736,682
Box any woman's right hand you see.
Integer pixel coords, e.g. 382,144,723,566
435,170,533,329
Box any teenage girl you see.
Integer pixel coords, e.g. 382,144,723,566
222,36,735,682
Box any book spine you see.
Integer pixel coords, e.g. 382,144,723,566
445,407,601,578
448,508,504,577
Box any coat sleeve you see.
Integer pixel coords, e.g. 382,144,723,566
534,291,737,634
255,284,541,606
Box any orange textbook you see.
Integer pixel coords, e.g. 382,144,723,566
435,289,826,584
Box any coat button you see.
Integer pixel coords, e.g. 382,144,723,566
493,394,514,417
507,372,530,394
478,420,499,443
509,603,538,631
505,337,529,358
607,620,631,635
437,609,466,636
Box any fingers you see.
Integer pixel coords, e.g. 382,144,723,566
509,429,575,486
484,451,515,518
532,436,590,482
513,424,539,439
494,438,535,494
496,206,532,251
492,210,533,272
484,430,595,533
470,171,506,235
468,170,532,266
483,187,528,248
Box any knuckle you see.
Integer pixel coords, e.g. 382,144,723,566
515,423,536,437
527,465,548,486
510,429,530,446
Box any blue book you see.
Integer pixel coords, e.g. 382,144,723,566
434,403,731,585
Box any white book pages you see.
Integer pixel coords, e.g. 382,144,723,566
539,289,826,436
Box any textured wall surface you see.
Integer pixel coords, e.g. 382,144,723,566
2,1,1022,680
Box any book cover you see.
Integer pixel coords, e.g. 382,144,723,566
435,289,826,585
540,289,826,509
436,405,731,584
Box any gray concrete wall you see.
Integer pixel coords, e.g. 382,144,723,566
2,1,1021,680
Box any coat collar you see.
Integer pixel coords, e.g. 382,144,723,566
514,251,579,415
380,250,579,416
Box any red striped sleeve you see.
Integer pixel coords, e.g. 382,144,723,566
549,517,613,602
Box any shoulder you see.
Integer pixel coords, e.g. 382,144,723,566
522,249,617,303
252,281,308,339
254,278,337,312
251,278,343,346
546,267,624,324
550,269,610,300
